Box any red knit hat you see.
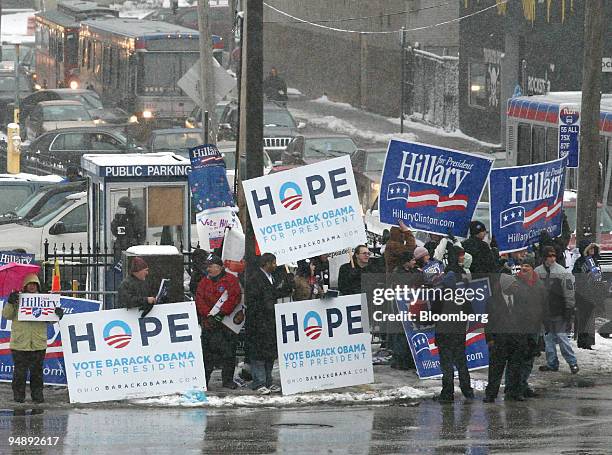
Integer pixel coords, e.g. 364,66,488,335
130,256,149,273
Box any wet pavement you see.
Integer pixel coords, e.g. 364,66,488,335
2,384,612,454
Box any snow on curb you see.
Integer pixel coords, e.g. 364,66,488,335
131,386,431,408
290,109,418,145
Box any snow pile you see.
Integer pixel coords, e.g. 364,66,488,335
291,110,417,145
313,96,358,112
573,333,612,372
131,385,430,408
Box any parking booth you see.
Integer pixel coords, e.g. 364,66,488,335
81,152,192,307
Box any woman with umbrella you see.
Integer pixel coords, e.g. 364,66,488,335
2,273,63,403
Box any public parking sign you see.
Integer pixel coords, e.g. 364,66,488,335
558,105,580,168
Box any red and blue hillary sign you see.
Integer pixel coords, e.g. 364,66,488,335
396,278,490,379
0,296,102,386
379,141,493,238
188,144,235,212
489,157,566,254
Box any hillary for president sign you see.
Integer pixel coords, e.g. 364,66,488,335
489,157,566,253
243,156,366,265
275,295,373,395
18,293,61,322
379,141,493,238
59,302,205,403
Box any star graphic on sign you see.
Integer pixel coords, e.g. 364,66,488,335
403,188,408,194
390,188,395,194
517,210,522,217
503,215,508,222
511,212,516,219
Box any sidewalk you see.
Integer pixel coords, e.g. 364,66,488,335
287,96,501,154
2,333,610,409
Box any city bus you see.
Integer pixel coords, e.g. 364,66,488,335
505,92,612,270
77,18,199,123
34,1,118,89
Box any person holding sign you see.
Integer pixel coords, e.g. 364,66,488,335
195,255,242,389
2,273,63,403
338,245,380,296
117,257,157,311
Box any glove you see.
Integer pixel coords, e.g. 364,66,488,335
8,291,19,305
55,307,64,320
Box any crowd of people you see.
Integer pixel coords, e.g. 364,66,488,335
3,213,606,402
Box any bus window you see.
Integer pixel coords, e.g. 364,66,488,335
545,127,558,161
517,123,532,165
532,126,546,163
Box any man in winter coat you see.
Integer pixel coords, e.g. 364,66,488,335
195,255,242,389
483,274,528,402
116,257,157,310
535,213,571,267
508,254,546,398
3,273,63,403
383,221,416,273
263,67,287,101
572,240,603,350
462,221,498,274
431,246,474,402
245,253,284,394
535,246,579,374
111,196,145,261
338,245,376,295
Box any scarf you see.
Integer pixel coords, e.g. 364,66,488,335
517,269,538,287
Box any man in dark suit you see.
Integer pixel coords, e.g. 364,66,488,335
245,253,283,394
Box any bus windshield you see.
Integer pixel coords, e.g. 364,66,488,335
138,52,199,96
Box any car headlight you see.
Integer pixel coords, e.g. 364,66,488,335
142,110,153,119
69,80,79,90
93,118,105,125
129,115,138,123
34,83,42,90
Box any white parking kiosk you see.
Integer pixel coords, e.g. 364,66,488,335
81,153,192,299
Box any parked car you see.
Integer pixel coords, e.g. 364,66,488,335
216,101,305,163
352,148,386,211
19,89,132,128
21,127,143,174
0,174,63,219
25,100,95,140
0,191,87,259
184,100,232,130
0,68,33,127
0,179,86,226
281,134,358,166
147,128,203,155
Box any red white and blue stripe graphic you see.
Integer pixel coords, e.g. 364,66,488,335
406,189,469,212
303,311,323,340
19,307,55,316
522,197,563,227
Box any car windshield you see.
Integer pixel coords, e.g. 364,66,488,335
0,185,32,214
303,138,357,158
27,198,75,228
264,110,296,128
564,205,612,233
42,105,92,122
63,93,104,110
151,132,203,154
366,152,386,171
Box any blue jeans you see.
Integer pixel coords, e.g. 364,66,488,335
250,359,274,389
544,332,577,368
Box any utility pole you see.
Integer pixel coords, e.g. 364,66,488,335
576,0,604,243
0,0,3,62
240,0,264,262
197,0,217,143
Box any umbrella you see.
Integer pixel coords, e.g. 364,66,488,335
0,263,41,298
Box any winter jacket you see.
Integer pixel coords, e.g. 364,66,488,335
512,271,547,334
384,227,416,272
535,261,575,323
573,240,604,312
117,274,150,309
2,298,48,351
293,275,323,301
462,236,498,274
195,271,241,329
337,261,375,295
485,275,521,341
431,270,473,334
245,268,282,361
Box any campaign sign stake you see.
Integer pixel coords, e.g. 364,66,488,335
60,302,205,403
18,293,61,322
243,156,366,265
275,295,373,395
489,157,566,254
379,140,493,238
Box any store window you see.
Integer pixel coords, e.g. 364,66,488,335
468,61,488,109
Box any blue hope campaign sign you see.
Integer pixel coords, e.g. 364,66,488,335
489,157,566,254
396,278,490,379
379,140,493,238
0,296,101,386
188,143,235,212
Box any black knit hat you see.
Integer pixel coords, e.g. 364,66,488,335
470,221,487,236
207,255,224,267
